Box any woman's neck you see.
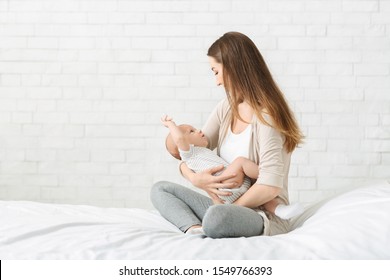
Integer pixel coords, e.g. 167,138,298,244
231,102,253,134
238,101,253,122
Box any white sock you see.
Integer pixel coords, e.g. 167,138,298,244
274,203,304,220
185,227,204,235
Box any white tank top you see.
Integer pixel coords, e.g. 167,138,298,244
219,124,252,164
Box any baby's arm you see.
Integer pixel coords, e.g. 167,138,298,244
161,115,190,151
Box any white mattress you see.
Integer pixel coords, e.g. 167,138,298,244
1,181,389,259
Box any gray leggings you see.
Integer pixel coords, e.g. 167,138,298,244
150,181,264,238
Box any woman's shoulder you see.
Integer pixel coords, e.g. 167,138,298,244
252,109,275,127
217,97,230,109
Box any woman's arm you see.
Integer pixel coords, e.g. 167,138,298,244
234,115,285,208
233,184,281,208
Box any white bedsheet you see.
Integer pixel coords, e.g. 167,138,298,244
1,181,389,259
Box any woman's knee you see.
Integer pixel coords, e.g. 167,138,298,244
150,181,171,205
150,180,163,196
202,205,231,238
150,181,185,205
203,205,264,238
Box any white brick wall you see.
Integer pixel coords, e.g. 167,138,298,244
0,0,389,209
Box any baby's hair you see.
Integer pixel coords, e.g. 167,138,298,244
165,133,182,160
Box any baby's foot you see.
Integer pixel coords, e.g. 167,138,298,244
275,203,304,219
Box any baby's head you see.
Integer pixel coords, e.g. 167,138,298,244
165,124,208,160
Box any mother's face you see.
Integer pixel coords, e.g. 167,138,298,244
208,56,224,87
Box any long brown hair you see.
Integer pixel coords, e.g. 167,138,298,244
207,32,304,152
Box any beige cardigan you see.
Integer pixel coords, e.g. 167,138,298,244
202,98,291,235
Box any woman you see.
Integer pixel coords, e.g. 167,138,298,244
151,32,304,238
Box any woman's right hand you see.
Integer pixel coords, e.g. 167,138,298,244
183,164,239,199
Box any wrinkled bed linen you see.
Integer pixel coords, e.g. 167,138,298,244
1,181,389,259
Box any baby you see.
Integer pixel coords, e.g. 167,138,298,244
161,115,303,220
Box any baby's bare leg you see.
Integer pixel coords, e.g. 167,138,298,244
233,157,259,179
217,157,259,204
220,157,259,186
219,159,246,186
217,158,256,204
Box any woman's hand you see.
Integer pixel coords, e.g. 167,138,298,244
183,164,239,198
210,195,224,205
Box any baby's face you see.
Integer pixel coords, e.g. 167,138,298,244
179,124,208,147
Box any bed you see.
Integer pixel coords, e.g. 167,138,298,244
1,180,389,260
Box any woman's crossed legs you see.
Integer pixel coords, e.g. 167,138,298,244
150,181,264,238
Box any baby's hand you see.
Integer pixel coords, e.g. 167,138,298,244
160,114,176,127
